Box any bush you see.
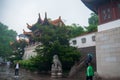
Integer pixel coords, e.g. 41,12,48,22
19,46,81,72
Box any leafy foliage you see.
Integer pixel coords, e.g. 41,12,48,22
88,13,98,25
85,13,98,32
35,24,81,71
10,40,27,61
20,12,98,72
66,24,85,37
0,22,17,59
20,24,81,72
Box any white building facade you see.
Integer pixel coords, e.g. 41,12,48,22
69,32,96,48
69,32,96,57
82,0,120,79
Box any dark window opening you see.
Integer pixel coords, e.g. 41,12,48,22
92,36,95,41
81,38,86,43
72,40,77,45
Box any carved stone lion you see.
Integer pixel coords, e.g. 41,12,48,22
51,55,62,72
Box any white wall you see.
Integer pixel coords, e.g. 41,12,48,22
98,19,120,32
96,27,120,78
23,45,37,60
69,32,96,48
23,33,96,60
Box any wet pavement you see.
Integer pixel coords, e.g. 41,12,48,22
0,65,80,80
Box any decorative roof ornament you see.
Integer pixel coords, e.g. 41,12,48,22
37,13,42,24
59,16,61,19
45,12,47,19
43,12,49,25
26,23,32,29
23,29,25,33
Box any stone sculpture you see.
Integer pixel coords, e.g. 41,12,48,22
51,55,62,78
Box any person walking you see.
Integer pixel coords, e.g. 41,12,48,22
7,61,11,68
15,62,19,76
85,53,93,67
86,63,94,80
6,61,11,74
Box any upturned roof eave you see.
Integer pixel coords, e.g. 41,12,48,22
81,0,111,13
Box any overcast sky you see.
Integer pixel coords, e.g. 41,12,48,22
0,0,93,34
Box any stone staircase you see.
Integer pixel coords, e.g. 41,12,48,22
68,55,96,80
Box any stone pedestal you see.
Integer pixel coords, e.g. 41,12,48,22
57,72,62,78
51,72,57,78
96,27,120,79
51,72,62,78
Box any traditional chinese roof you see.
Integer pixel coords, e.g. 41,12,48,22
81,0,112,13
51,16,65,26
26,13,49,30
26,12,65,30
23,29,33,36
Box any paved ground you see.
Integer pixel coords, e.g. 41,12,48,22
0,62,83,80
1,65,120,80
0,67,80,80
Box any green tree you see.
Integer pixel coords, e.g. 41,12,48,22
21,24,81,72
37,24,80,70
0,22,17,59
88,13,98,25
10,40,27,61
67,23,85,37
85,13,98,32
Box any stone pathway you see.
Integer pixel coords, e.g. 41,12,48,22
0,62,87,80
0,67,81,80
1,64,119,80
